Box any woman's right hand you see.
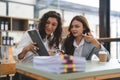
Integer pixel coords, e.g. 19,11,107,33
24,43,39,53
18,43,39,59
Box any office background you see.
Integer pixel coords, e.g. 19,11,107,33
0,0,120,60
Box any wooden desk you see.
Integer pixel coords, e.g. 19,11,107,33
0,46,16,76
16,59,120,80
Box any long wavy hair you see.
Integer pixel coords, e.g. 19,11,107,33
64,15,90,55
38,11,62,49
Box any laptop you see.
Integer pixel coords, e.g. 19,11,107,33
28,30,49,56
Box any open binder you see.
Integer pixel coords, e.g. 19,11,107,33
28,30,49,56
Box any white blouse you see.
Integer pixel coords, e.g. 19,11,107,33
73,38,85,57
14,30,58,63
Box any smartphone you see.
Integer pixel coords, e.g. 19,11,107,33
83,29,89,35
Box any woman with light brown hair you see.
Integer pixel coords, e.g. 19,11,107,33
62,15,110,61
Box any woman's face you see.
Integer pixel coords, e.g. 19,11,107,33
45,17,58,35
71,20,84,37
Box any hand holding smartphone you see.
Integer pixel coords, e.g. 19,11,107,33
83,29,89,35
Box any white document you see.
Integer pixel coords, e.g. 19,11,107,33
33,55,86,74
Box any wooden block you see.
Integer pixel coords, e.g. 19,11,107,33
0,63,16,75
0,46,16,75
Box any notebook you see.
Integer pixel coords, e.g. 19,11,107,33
28,30,49,56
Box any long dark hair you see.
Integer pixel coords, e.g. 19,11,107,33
38,11,62,49
64,15,90,55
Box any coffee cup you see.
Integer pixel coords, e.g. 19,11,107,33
98,51,107,62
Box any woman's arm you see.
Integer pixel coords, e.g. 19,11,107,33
83,33,110,61
18,43,37,59
14,31,37,60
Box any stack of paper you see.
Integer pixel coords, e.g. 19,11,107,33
33,55,86,74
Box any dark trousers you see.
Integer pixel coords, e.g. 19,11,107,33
105,77,120,80
0,75,10,80
13,72,35,80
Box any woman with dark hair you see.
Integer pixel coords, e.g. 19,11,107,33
62,15,110,61
38,11,62,49
13,11,62,80
14,11,62,63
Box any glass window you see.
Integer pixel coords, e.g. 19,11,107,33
62,0,99,8
63,11,82,27
110,0,120,59
85,14,99,38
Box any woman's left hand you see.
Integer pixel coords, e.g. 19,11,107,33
82,32,101,49
82,32,94,43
